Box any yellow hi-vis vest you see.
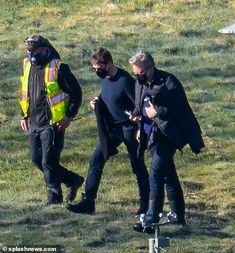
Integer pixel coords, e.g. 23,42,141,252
20,58,69,124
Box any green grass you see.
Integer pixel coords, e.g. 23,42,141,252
0,0,235,252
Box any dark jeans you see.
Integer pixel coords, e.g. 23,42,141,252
149,131,185,217
85,121,150,201
29,125,76,195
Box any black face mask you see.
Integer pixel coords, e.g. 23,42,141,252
27,48,50,65
96,69,108,79
27,52,42,65
137,72,148,85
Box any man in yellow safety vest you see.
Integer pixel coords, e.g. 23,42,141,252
20,35,84,206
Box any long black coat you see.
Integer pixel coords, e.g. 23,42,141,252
133,68,205,154
94,97,118,160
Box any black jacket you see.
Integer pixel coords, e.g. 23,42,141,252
94,97,118,160
133,68,205,154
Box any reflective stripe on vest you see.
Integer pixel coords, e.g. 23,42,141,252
20,58,31,118
48,91,69,107
20,58,69,123
45,58,61,82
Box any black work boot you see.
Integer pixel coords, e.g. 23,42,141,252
65,174,84,203
169,200,187,227
133,198,159,234
66,193,95,214
136,199,148,215
46,187,63,206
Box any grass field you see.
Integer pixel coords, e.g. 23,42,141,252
0,0,235,252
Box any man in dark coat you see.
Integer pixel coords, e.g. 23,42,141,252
128,51,205,232
67,48,150,215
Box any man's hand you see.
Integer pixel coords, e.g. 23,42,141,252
129,114,142,122
20,119,29,132
145,102,157,119
56,116,72,132
90,97,99,110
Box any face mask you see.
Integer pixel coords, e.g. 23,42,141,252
137,72,148,85
28,52,42,64
27,48,50,65
96,69,108,79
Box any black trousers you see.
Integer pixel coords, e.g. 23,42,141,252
29,125,75,196
149,131,185,218
85,121,150,201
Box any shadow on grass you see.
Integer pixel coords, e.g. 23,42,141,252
182,180,204,191
0,201,233,252
86,240,106,247
152,210,231,240
0,203,85,246
179,30,205,37
187,201,218,211
85,227,123,247
109,199,138,207
184,211,230,239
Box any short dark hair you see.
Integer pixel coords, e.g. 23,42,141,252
91,47,113,65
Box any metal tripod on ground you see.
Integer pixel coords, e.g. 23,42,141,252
140,212,177,253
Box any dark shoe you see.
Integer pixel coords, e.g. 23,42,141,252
46,186,63,205
168,200,186,225
133,222,155,234
66,194,95,214
136,200,148,215
65,174,84,202
45,194,63,207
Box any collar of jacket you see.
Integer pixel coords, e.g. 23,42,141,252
142,68,161,88
150,68,162,86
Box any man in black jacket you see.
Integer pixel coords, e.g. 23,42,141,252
128,51,204,232
67,48,150,214
20,35,84,205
